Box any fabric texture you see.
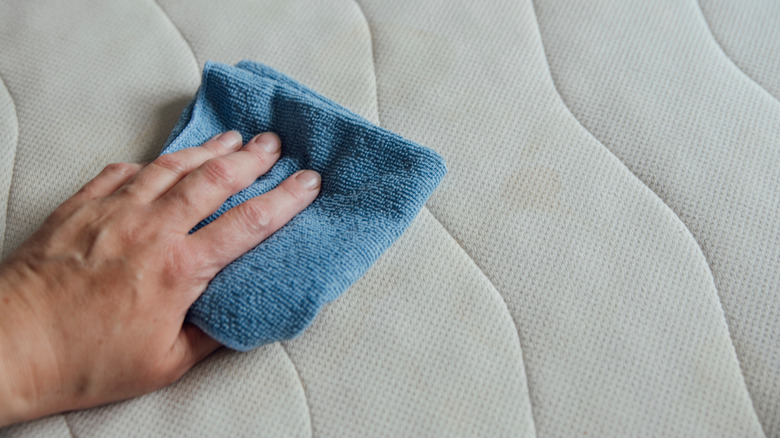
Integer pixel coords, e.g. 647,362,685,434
533,0,780,433
699,0,780,101
161,60,446,351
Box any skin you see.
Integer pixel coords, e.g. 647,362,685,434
0,131,320,427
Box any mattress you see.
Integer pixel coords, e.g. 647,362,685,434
0,0,777,436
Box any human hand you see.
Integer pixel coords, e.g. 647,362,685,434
0,131,320,427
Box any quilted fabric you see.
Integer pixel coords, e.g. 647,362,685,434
162,60,446,351
0,0,777,436
699,0,780,100
533,0,780,433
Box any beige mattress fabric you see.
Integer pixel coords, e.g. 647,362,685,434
0,0,777,437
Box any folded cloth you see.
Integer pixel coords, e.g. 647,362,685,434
161,61,447,351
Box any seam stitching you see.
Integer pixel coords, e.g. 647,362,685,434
424,208,539,435
527,0,763,430
350,0,538,433
151,0,200,72
350,0,382,124
694,0,780,105
147,3,315,435
63,414,76,438
0,73,20,257
693,1,772,429
279,343,314,438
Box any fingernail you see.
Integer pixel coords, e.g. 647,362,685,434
253,133,280,153
216,131,242,149
296,170,321,190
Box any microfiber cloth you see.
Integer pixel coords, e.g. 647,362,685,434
161,60,447,351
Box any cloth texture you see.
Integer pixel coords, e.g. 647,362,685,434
161,60,446,351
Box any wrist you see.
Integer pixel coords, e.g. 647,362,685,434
0,324,36,427
0,259,58,427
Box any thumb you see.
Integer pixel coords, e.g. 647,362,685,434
174,323,222,373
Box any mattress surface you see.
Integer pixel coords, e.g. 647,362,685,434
0,0,777,437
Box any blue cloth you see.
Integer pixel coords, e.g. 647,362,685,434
161,61,446,351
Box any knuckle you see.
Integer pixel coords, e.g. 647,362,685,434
74,183,98,199
281,183,306,203
239,201,271,232
103,162,135,176
163,247,197,280
118,181,145,201
174,192,198,217
202,158,238,187
154,154,189,175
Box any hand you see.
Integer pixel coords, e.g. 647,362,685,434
0,131,320,427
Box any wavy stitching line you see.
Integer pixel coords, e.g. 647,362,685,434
150,1,536,434
0,73,20,257
62,415,76,438
349,0,381,124
278,343,315,438
149,2,315,435
527,0,762,428
692,0,774,428
421,208,539,435
150,0,200,72
350,0,538,434
694,0,780,105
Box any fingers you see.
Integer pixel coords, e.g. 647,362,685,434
76,162,144,201
121,131,244,202
156,132,283,232
171,323,221,378
54,162,143,218
189,169,321,276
